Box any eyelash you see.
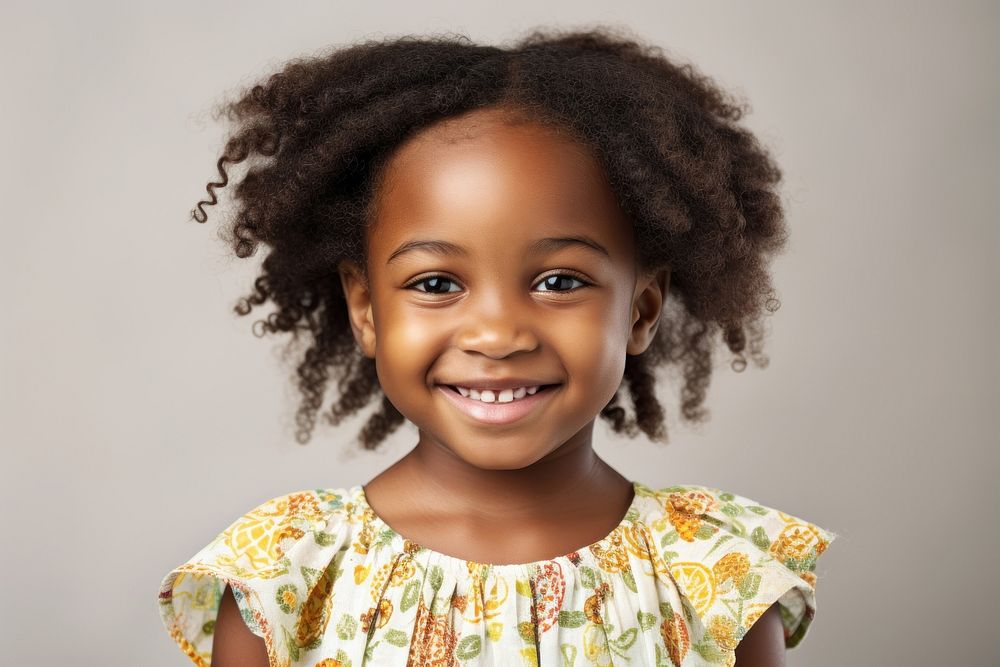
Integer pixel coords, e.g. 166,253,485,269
403,272,593,295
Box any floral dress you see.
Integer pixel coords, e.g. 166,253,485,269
157,481,835,666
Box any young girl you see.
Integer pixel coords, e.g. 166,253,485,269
158,27,835,667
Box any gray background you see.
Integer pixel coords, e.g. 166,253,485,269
3,1,997,665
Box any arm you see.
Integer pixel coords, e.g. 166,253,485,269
734,603,786,666
211,584,270,667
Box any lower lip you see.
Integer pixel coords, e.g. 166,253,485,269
435,384,560,425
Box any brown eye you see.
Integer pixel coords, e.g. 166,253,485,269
407,275,461,294
535,274,589,292
405,273,591,294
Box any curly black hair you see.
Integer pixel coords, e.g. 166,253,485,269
190,25,788,449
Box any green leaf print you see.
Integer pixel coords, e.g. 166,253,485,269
336,612,357,641
751,526,771,550
705,534,734,559
660,530,679,547
637,610,657,631
610,627,638,651
281,626,300,661
694,524,717,540
579,566,597,589
785,555,818,573
719,492,735,501
375,527,395,549
658,602,674,618
561,643,578,667
746,505,769,515
692,638,727,662
558,610,587,628
739,571,762,599
429,564,444,593
383,628,409,647
621,568,638,593
400,579,420,613
312,530,337,546
456,635,482,660
300,565,322,590
721,503,741,517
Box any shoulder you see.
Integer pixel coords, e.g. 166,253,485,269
157,486,363,665
636,481,837,654
179,487,360,579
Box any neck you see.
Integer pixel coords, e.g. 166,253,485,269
380,423,627,522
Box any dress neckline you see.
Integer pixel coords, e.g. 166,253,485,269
354,480,643,571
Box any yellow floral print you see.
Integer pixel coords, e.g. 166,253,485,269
158,482,835,665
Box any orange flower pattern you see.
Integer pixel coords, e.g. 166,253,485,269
158,482,835,665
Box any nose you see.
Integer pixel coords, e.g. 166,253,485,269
453,287,539,358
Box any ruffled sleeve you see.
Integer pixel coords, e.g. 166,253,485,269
653,484,837,658
157,489,349,667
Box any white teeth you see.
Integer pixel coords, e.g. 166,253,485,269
453,385,543,403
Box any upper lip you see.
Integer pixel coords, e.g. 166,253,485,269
437,378,561,391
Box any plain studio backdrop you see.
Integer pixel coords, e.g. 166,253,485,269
3,1,997,665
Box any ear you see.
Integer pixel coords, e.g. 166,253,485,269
337,259,376,359
626,266,670,356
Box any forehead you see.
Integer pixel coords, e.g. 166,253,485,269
368,108,631,255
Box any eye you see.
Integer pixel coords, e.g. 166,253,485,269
406,275,461,294
534,273,590,292
404,272,592,295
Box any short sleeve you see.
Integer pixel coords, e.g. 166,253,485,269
658,485,837,656
156,490,331,666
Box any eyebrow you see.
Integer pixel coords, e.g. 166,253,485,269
386,235,611,265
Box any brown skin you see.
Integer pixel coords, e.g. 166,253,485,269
208,107,785,664
211,584,269,666
736,604,788,665
340,107,664,563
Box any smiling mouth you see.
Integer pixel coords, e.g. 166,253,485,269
442,384,561,400
435,383,562,425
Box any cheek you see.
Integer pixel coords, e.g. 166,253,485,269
558,297,632,388
386,312,437,350
374,309,442,388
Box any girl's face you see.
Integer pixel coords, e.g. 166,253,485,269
340,107,668,470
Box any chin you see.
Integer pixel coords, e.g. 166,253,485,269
448,443,551,471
